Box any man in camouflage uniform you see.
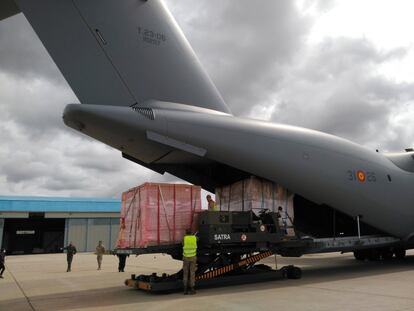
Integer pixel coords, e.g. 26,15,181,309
95,241,105,270
64,242,77,272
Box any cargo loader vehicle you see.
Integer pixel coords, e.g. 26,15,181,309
117,209,400,293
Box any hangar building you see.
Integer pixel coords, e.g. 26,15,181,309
0,196,121,255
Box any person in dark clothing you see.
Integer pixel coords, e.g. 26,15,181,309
0,248,6,278
117,254,129,272
63,242,77,272
276,206,287,234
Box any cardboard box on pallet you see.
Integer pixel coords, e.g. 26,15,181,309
215,177,295,235
117,183,202,248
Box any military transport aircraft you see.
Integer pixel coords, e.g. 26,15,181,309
2,0,413,260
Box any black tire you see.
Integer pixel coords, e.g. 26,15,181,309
354,250,367,261
292,267,302,279
367,249,381,261
287,266,302,279
381,249,394,260
281,267,289,279
394,249,406,260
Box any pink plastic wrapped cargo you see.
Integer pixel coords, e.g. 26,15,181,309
117,183,201,248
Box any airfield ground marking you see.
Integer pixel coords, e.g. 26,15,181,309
6,264,36,311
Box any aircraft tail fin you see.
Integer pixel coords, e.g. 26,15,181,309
16,0,230,113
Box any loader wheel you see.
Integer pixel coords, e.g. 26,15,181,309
367,249,381,261
353,250,367,261
281,267,289,279
287,266,302,279
381,249,393,260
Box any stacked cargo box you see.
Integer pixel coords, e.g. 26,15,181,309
117,183,201,248
215,177,295,235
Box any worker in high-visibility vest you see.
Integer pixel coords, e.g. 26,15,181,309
206,194,218,211
182,229,198,295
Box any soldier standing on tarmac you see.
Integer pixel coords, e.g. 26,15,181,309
182,229,197,295
64,242,77,272
117,253,129,272
95,241,105,270
0,248,6,278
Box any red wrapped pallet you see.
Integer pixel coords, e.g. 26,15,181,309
117,183,201,248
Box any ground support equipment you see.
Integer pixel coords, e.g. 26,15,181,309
125,250,301,293
118,210,400,293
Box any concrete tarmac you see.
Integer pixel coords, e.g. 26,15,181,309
1,251,414,311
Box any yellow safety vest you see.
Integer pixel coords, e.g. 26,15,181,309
209,202,219,211
183,235,197,257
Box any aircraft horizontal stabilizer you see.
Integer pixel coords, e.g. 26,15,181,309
384,152,414,173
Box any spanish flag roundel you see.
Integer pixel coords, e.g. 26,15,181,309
357,170,366,182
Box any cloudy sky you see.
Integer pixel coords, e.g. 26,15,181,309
0,0,414,198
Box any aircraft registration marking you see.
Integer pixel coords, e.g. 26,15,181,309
347,170,376,183
138,26,166,46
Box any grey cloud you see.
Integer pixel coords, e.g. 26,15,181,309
300,0,338,12
0,14,65,83
270,37,414,151
317,93,391,142
0,77,77,137
168,0,313,116
0,113,175,197
298,37,408,82
3,160,47,183
0,131,175,197
68,144,127,173
363,77,414,101
314,0,338,12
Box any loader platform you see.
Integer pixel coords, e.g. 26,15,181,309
116,210,401,293
125,264,301,294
